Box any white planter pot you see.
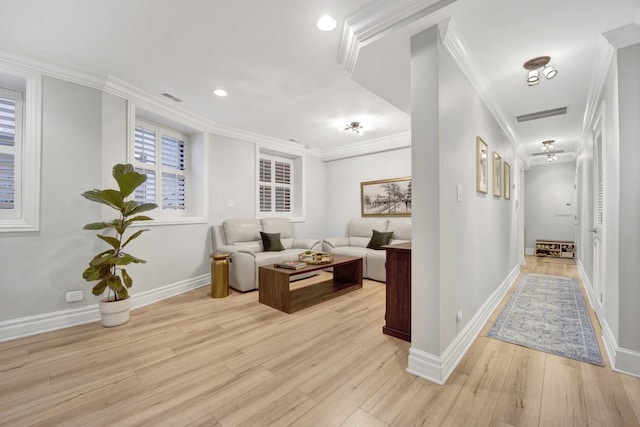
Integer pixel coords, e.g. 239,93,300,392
99,297,131,327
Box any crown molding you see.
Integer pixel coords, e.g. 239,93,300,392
0,49,105,90
321,131,411,162
440,21,529,167
603,23,640,50
338,0,457,74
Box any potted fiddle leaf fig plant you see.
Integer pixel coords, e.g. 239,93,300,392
81,163,157,327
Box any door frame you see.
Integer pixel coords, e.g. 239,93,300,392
591,101,606,320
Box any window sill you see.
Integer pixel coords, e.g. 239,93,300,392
0,218,39,233
129,216,208,227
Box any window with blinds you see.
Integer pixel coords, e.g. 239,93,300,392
133,119,188,215
258,154,292,215
0,89,20,214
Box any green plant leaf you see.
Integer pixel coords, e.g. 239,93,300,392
129,215,154,222
92,278,109,296
122,229,148,248
83,222,117,230
122,200,139,216
107,275,128,299
128,203,158,216
89,251,116,267
113,252,146,265
113,164,147,199
97,234,121,250
121,269,133,288
81,189,124,210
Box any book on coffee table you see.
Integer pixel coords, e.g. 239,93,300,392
274,261,307,270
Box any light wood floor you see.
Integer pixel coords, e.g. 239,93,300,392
1,256,639,426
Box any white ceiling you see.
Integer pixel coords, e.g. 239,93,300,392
1,0,638,162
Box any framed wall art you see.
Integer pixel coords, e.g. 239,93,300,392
476,137,488,194
504,161,511,200
361,176,412,217
492,151,502,197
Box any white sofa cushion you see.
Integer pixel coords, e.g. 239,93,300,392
260,217,294,249
224,219,262,245
348,218,389,247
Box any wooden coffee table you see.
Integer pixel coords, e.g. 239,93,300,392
258,254,363,313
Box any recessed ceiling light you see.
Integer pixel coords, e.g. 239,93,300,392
213,89,228,97
317,15,337,32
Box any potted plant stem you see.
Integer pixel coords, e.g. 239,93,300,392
81,164,157,327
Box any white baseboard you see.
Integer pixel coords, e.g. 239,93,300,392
407,263,520,384
601,318,640,378
525,247,535,256
576,257,595,308
0,274,210,343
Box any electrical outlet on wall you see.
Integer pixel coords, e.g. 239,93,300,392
65,290,84,303
456,310,463,323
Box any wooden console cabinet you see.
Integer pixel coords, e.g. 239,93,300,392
382,242,411,342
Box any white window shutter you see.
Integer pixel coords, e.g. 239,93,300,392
0,94,16,210
0,153,14,209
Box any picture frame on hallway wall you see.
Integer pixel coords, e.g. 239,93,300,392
493,151,502,197
504,161,511,200
476,136,488,194
361,176,412,217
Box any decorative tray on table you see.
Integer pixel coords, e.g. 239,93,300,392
298,251,334,265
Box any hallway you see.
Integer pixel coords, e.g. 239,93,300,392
458,255,640,426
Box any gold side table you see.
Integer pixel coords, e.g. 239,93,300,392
210,253,230,298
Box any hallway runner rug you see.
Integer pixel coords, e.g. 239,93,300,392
488,273,603,366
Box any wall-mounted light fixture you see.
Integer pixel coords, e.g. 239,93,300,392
523,56,557,86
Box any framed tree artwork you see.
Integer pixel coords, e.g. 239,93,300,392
504,161,511,200
492,151,502,197
361,176,412,217
476,137,488,194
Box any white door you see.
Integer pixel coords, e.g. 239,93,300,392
592,115,605,317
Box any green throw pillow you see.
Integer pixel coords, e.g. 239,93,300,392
260,231,285,251
366,229,393,250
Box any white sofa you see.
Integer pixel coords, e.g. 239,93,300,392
322,218,411,282
211,218,321,292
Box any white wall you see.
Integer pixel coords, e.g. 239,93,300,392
208,135,327,243
524,162,577,250
436,35,520,353
409,25,520,366
323,148,411,237
0,77,102,321
616,42,640,353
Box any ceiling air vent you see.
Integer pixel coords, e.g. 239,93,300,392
515,106,567,123
161,92,183,102
532,150,565,156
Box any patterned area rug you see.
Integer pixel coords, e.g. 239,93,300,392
488,273,603,366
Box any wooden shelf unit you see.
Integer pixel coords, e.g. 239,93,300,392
535,240,575,258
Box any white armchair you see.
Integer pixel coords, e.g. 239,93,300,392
211,218,321,292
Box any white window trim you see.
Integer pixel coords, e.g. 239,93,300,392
126,101,206,226
255,146,306,222
0,71,41,232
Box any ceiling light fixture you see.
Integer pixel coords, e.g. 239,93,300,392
546,153,559,162
523,56,557,86
540,139,555,152
213,89,228,97
344,121,363,136
317,15,337,31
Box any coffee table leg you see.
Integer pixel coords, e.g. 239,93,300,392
259,268,291,313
